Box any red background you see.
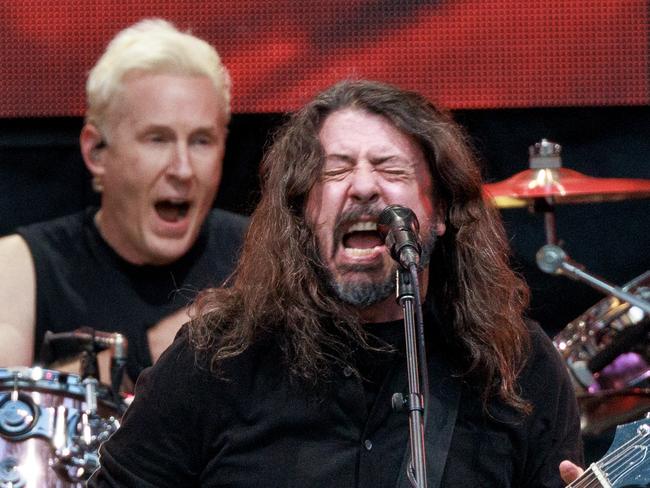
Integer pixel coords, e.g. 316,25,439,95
1,0,647,117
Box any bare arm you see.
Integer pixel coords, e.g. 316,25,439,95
0,234,37,366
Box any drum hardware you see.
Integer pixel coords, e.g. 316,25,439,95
576,389,650,437
0,329,128,486
50,380,120,484
483,138,650,245
485,139,650,436
0,367,122,486
553,271,650,391
483,138,650,209
536,245,650,315
40,328,129,408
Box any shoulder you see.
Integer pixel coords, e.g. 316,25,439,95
515,327,584,482
133,325,281,416
516,320,573,397
12,210,94,273
523,320,567,378
0,233,34,276
0,233,31,258
517,320,580,431
130,326,216,416
16,210,89,249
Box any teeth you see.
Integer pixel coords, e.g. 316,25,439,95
344,247,378,257
347,221,377,232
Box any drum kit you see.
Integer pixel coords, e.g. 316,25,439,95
484,139,650,437
0,331,128,487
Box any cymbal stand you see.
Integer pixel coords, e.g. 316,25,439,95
527,139,563,246
524,140,650,313
532,197,559,245
536,244,650,315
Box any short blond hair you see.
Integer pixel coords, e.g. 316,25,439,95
86,18,231,131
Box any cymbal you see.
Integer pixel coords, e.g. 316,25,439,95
484,168,650,208
484,139,650,208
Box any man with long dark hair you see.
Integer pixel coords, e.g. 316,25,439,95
90,80,583,487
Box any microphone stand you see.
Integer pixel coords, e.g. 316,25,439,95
396,263,429,488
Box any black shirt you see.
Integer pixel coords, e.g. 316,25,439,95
89,318,583,487
17,207,248,380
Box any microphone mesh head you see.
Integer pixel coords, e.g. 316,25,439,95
377,204,419,240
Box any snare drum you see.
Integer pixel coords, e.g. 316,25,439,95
0,367,122,487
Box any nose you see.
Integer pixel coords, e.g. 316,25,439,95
167,142,194,180
348,163,380,204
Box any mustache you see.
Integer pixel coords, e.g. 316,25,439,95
332,203,385,251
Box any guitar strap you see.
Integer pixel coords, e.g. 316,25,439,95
395,352,461,488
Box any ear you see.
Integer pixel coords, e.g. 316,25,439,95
80,123,106,176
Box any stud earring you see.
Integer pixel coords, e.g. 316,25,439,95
92,175,104,193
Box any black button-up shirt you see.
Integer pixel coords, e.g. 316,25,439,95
90,319,582,487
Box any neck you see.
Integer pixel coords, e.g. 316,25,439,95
94,209,144,265
359,267,429,323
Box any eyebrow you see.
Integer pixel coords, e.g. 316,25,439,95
324,153,354,163
324,153,410,166
138,124,220,137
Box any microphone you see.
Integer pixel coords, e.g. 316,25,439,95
39,328,127,367
377,205,422,269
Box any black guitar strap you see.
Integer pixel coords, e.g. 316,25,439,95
395,353,461,488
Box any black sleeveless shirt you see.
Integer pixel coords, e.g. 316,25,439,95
17,207,247,380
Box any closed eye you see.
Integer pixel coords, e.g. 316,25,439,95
322,167,352,180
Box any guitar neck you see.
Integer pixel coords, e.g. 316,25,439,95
566,463,610,488
565,416,650,488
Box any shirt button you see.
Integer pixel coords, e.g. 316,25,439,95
364,439,373,451
343,366,354,378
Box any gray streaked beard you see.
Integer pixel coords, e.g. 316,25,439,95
330,270,396,308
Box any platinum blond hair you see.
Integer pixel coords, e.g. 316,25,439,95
86,18,231,132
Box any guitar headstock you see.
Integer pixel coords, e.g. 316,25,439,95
576,413,650,488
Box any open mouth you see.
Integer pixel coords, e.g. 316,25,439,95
341,221,384,257
154,199,191,223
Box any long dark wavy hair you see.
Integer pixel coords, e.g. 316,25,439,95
190,80,531,411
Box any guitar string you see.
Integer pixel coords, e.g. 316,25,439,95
597,433,650,485
568,429,650,487
571,434,650,488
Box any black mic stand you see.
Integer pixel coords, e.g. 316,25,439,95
395,263,429,488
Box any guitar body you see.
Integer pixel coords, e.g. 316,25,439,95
569,414,650,487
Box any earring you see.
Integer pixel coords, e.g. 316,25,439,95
92,175,104,193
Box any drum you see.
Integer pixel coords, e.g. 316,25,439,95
554,270,650,393
0,367,122,487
